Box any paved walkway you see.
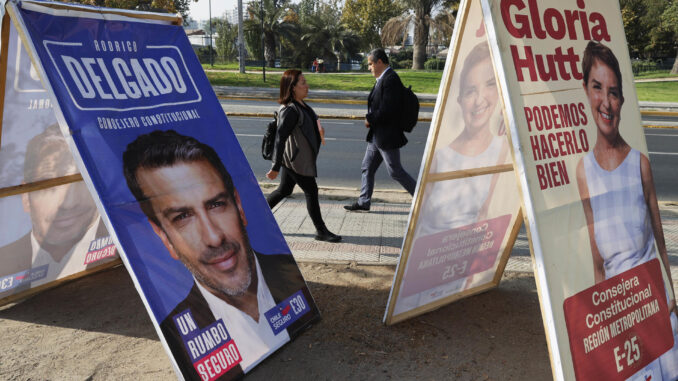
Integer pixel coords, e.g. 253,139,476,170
272,197,678,278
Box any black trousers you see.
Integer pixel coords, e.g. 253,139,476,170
267,166,327,233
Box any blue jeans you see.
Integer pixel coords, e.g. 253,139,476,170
358,140,416,207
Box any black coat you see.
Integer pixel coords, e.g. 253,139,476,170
159,251,320,380
366,68,407,150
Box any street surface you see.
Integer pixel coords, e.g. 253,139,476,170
226,106,678,201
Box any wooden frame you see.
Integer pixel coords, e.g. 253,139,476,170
384,0,524,325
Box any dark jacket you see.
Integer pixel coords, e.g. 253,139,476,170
160,251,320,381
366,67,407,150
271,101,321,177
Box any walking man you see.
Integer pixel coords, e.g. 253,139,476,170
344,48,416,212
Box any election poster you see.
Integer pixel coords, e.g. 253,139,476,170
384,0,523,325
7,0,321,379
481,0,678,379
0,14,118,304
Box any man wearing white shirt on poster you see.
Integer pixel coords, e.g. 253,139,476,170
0,124,112,296
123,130,318,380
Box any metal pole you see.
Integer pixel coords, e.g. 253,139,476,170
237,0,245,73
260,0,265,82
208,0,213,66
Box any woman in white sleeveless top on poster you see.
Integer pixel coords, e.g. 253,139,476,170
395,42,509,311
575,41,678,380
418,42,509,237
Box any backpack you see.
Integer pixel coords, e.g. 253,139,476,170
261,103,305,161
400,84,419,133
261,110,278,160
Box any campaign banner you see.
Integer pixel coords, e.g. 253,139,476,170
400,214,512,298
384,0,522,324
482,0,678,379
564,259,672,380
0,19,118,304
9,1,320,379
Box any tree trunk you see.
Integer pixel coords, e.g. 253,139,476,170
672,50,678,75
411,9,430,70
264,32,276,68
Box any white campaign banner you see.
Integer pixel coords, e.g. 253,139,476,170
482,0,678,379
384,0,522,325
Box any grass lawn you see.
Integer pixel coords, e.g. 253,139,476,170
634,81,678,103
206,68,678,102
634,70,678,80
206,70,444,94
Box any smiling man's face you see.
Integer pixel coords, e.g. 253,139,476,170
137,159,254,297
23,156,97,251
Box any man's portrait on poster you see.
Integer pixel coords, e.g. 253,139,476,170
122,130,317,378
0,124,109,293
575,40,678,379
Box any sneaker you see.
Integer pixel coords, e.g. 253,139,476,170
314,231,342,243
343,202,370,212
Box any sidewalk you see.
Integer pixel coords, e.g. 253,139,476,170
269,188,678,279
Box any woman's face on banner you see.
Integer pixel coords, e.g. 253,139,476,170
458,57,498,132
584,59,624,140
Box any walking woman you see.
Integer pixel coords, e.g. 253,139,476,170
266,70,341,242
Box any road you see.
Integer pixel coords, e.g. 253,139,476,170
225,102,678,202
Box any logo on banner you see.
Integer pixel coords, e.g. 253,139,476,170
264,290,311,335
0,265,49,291
43,41,201,111
563,259,673,381
84,236,116,265
172,309,242,381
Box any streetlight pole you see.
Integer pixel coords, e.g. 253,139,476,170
208,0,213,66
260,0,265,82
237,0,245,73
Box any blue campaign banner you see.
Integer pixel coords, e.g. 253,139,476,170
14,2,319,379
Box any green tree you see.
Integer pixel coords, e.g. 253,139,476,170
382,1,459,69
341,0,405,50
620,0,647,58
408,0,443,69
244,0,296,67
214,19,239,62
298,0,319,23
70,0,190,19
429,8,455,47
660,0,678,73
301,1,361,71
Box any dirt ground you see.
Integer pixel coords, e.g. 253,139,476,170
0,189,552,380
0,262,551,380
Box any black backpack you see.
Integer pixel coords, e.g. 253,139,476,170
262,110,278,160
400,84,419,133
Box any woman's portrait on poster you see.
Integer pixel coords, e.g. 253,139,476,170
418,41,509,237
575,40,678,379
